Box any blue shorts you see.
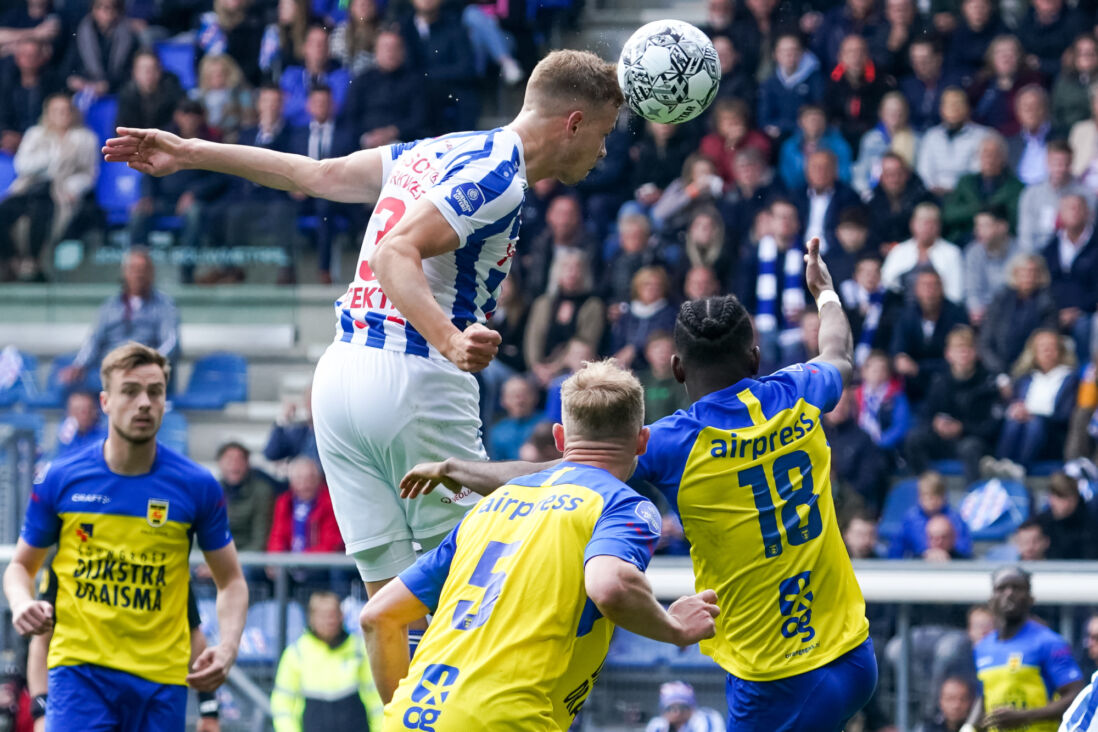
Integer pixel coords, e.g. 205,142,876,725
726,637,878,732
47,664,187,732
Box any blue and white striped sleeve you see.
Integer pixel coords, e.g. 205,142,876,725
425,155,526,248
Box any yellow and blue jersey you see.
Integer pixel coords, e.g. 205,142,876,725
632,361,869,682
387,462,662,732
21,440,231,686
975,620,1083,732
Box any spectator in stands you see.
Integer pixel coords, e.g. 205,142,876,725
541,338,596,424
964,205,1018,325
651,153,725,235
997,329,1079,470
637,331,689,422
970,36,1046,137
899,38,958,133
980,254,1059,379
1043,194,1098,360
0,92,97,282
826,34,894,151
824,205,871,289
280,25,350,128
698,98,770,189
518,420,560,463
631,121,701,210
264,385,319,464
738,198,807,369
524,249,604,387
62,248,180,384
0,39,61,154
487,376,541,461
866,151,933,247
917,87,990,196
1015,0,1081,79
329,0,379,76
852,91,918,196
720,148,783,253
1065,351,1097,463
916,677,974,732
288,84,356,283
1086,614,1098,672
843,513,883,558
758,32,824,141
854,349,911,455
882,203,965,304
459,1,524,86
0,0,60,55
888,470,972,558
602,212,661,305
871,0,931,79
778,104,853,191
53,390,105,457
478,274,529,425
398,0,477,135
1007,85,1052,186
825,388,892,513
1068,85,1098,186
645,681,725,732
943,0,1005,86
792,149,860,256
1012,518,1050,561
342,30,425,149
271,591,383,730
1017,141,1094,254
712,34,755,104
216,441,276,552
267,456,342,556
1035,473,1098,559
195,0,264,87
610,266,677,371
941,133,1023,243
522,193,601,297
1052,35,1098,134
190,53,253,144
905,325,998,483
683,264,721,301
258,0,312,81
700,0,734,41
843,255,900,363
64,0,138,97
924,514,964,560
575,109,635,245
128,100,227,278
114,49,184,131
812,0,883,73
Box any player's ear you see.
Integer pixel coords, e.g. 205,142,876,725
552,423,566,453
99,389,109,414
671,354,686,384
635,426,650,457
748,345,761,376
566,110,584,136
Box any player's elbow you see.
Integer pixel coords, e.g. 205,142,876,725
359,598,398,637
585,559,636,618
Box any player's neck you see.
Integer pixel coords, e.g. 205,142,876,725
509,112,556,184
685,368,751,402
997,616,1027,640
560,445,635,482
103,432,157,476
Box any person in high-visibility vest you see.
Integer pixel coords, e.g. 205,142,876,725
271,591,383,732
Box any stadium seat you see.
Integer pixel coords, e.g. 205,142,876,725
960,478,1030,541
1028,461,1061,478
930,460,963,477
96,161,144,226
173,352,248,410
0,152,15,200
877,478,919,543
155,42,196,90
85,95,118,145
159,409,188,455
25,352,102,409
0,349,40,408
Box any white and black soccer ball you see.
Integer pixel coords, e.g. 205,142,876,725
617,19,721,125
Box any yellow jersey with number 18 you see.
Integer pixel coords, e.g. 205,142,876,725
633,361,869,681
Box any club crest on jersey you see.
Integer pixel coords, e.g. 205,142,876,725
146,498,169,527
1007,653,1023,672
75,523,94,542
447,182,484,217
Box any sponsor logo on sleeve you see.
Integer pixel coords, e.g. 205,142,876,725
446,182,484,217
635,502,662,535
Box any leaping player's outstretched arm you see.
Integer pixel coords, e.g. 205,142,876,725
803,236,855,387
102,127,386,203
399,458,561,499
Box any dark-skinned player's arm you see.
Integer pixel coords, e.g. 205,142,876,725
102,127,386,203
359,578,430,703
804,236,855,388
399,458,561,499
369,197,502,373
3,540,53,636
186,542,248,692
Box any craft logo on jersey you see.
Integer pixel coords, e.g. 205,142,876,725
778,571,816,643
75,523,94,542
447,182,484,217
403,663,459,732
146,499,169,527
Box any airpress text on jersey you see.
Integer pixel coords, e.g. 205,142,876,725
707,412,817,461
476,490,585,520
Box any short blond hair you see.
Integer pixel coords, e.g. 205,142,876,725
100,342,170,390
561,359,644,440
525,50,624,113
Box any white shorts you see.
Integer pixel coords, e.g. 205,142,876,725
312,341,483,580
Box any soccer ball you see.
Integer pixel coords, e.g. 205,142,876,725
617,19,721,125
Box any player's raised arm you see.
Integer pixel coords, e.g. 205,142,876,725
3,539,53,636
804,236,855,387
399,457,561,499
102,127,386,203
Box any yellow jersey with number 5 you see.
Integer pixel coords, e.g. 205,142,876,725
633,361,868,681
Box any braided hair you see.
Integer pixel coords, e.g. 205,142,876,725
673,295,754,368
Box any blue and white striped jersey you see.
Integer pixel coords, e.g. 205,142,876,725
1061,671,1098,732
333,128,527,358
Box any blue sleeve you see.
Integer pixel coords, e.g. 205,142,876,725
21,462,61,548
398,522,460,613
632,419,689,509
584,489,661,572
425,152,525,248
1041,633,1084,692
194,473,232,552
767,362,844,414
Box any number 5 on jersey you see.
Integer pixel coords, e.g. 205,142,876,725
452,540,521,631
